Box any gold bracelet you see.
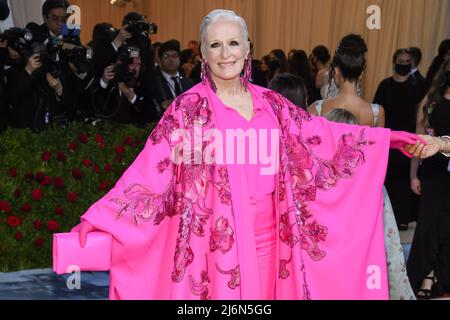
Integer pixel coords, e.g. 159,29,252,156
441,136,450,157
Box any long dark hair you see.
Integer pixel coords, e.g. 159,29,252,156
270,49,289,73
422,56,450,126
268,73,308,109
289,50,315,87
425,39,450,89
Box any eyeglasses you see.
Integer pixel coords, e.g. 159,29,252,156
48,14,68,23
162,53,180,60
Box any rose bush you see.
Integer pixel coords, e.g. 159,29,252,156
0,122,153,272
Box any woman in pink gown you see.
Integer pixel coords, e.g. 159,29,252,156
71,10,437,300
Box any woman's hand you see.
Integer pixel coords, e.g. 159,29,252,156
411,176,421,195
405,135,442,159
390,131,427,158
71,221,97,248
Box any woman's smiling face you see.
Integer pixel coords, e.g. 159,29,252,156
202,19,249,82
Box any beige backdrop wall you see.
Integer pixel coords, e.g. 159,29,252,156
71,0,450,101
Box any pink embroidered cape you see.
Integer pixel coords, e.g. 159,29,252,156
80,82,391,300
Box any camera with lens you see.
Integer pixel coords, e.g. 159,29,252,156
37,39,64,78
112,46,139,88
0,27,34,59
125,19,158,37
64,46,93,74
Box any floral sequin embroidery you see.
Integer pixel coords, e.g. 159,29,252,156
216,264,240,290
210,217,235,254
190,256,211,300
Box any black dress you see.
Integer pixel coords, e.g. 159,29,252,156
407,97,450,294
373,76,425,226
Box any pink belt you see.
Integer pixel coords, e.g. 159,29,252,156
250,193,276,300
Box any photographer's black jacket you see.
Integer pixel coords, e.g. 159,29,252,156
0,50,8,133
90,75,160,126
93,37,168,106
5,67,77,132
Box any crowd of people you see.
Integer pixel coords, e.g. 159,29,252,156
1,1,449,300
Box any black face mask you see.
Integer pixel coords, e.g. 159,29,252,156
446,70,450,87
395,63,412,76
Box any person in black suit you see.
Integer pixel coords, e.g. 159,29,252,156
157,39,193,102
92,13,168,111
0,34,8,133
91,46,160,126
4,0,81,132
1,0,10,133
5,46,77,132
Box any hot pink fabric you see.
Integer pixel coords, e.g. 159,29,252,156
251,194,277,300
79,82,391,300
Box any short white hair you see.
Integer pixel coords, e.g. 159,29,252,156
200,9,250,56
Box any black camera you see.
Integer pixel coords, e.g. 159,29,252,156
112,46,140,88
125,19,157,37
37,39,64,78
0,28,34,59
64,46,93,74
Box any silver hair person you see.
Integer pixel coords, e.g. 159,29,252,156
199,9,250,56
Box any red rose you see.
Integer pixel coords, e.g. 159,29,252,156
31,189,44,201
98,141,105,149
56,151,67,162
40,176,51,187
93,165,100,174
54,207,64,215
99,181,109,191
35,172,45,183
53,176,65,189
78,133,89,144
123,136,134,146
15,232,23,241
47,220,59,232
115,146,125,155
82,159,92,167
116,155,123,163
7,216,22,228
67,192,78,203
0,200,12,213
95,134,104,144
14,189,22,199
25,172,34,182
69,141,78,151
34,238,44,248
72,168,83,180
41,151,52,162
33,219,42,230
21,203,32,213
8,167,18,178
104,163,112,173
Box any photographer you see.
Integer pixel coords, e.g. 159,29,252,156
27,0,74,43
64,45,96,120
0,0,9,133
93,12,169,113
91,46,159,126
4,29,77,132
0,36,8,133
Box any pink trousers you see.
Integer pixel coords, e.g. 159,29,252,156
251,193,277,300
